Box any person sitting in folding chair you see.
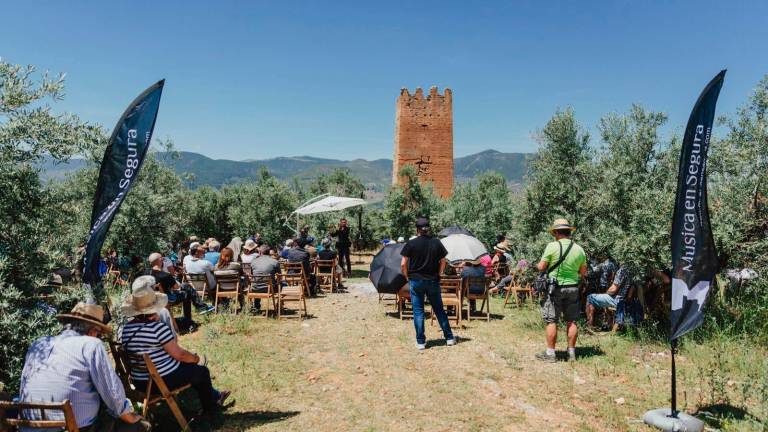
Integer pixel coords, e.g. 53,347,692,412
318,238,345,289
586,265,633,331
460,258,487,314
149,252,214,320
19,303,151,431
119,276,231,415
249,244,281,312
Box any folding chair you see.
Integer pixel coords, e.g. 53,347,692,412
464,276,490,321
118,346,192,431
0,399,79,431
431,276,462,327
281,262,310,297
214,273,241,313
503,270,521,308
513,282,534,307
277,266,308,319
246,273,277,317
315,259,337,293
397,285,412,320
184,272,209,300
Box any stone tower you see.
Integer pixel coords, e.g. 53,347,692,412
393,86,453,198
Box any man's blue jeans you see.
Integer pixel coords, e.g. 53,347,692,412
409,279,454,345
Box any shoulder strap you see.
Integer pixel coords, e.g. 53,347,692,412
547,240,574,275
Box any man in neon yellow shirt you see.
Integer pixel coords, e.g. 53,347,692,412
535,218,587,362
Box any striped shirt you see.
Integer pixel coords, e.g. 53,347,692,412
19,330,133,430
119,320,179,381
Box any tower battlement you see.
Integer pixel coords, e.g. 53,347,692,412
393,86,454,198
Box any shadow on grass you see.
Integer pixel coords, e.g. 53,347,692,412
425,336,472,348
695,403,762,428
349,269,369,278
192,410,301,430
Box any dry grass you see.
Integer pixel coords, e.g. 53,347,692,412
149,269,767,431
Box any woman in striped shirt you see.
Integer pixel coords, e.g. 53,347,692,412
120,276,231,413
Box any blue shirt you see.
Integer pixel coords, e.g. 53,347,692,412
204,251,221,266
19,330,133,430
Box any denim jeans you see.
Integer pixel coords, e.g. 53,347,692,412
409,279,454,345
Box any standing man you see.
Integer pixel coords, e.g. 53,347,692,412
331,218,352,276
535,218,587,362
400,216,456,350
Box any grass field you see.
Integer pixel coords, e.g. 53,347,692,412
148,268,767,431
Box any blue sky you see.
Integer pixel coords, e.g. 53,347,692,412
3,1,767,160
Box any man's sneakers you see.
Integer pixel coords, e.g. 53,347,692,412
415,342,426,350
446,337,457,346
534,351,557,363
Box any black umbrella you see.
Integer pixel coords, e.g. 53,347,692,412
438,225,474,237
369,243,407,294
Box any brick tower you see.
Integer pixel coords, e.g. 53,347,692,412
393,86,453,198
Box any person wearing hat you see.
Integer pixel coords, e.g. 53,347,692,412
240,238,259,264
400,216,456,350
19,303,151,431
120,276,231,414
535,218,587,362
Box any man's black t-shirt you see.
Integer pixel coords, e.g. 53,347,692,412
150,269,177,294
333,226,351,247
401,235,448,280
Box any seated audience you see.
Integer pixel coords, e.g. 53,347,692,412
204,240,221,266
120,277,231,414
280,239,294,259
461,259,487,313
586,265,632,329
306,238,318,259
286,238,316,295
149,252,213,319
20,303,150,431
215,247,241,273
318,238,345,288
241,239,258,264
480,254,493,277
185,244,213,274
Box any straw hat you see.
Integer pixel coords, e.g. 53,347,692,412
147,252,162,265
465,258,483,265
547,218,576,235
493,243,509,253
243,239,258,252
57,302,111,333
121,275,168,317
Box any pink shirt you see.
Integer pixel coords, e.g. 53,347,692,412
480,255,493,276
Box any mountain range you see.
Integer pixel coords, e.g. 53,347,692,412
40,149,532,192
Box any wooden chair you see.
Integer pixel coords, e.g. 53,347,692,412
503,270,521,308
431,276,462,327
183,272,209,300
513,282,534,307
281,262,310,297
108,341,145,405
0,400,79,431
246,273,277,317
464,276,490,322
314,259,337,293
119,347,192,431
214,273,241,313
277,271,308,319
397,285,412,320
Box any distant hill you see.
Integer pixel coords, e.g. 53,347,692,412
40,149,532,191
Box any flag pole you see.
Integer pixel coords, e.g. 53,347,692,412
670,338,678,418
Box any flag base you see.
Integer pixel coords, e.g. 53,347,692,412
643,408,704,431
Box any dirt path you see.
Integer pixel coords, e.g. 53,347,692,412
176,278,662,431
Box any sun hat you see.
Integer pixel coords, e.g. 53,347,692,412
493,243,509,253
243,239,258,252
57,302,111,333
285,239,294,247
321,237,331,247
121,275,168,317
147,252,162,264
465,258,483,265
188,235,199,242
547,218,576,235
